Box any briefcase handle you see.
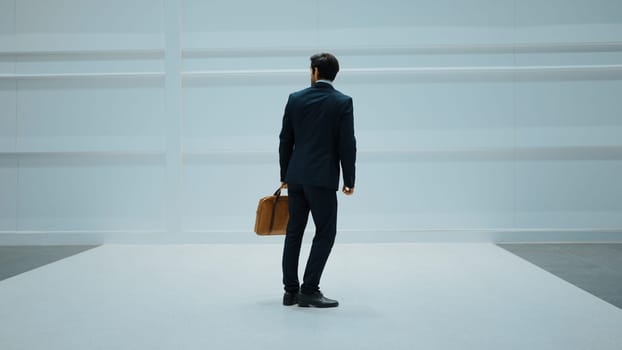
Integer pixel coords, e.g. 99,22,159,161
273,187,282,197
269,186,284,233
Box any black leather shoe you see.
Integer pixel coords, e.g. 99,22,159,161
298,291,339,308
283,292,298,306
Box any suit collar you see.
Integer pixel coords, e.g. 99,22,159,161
313,81,334,89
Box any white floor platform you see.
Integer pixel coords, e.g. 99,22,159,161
1,243,621,350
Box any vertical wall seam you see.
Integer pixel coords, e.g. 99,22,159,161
178,0,185,234
15,80,19,231
163,0,183,235
14,0,19,232
512,0,517,230
315,0,320,50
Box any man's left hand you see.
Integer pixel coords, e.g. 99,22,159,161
342,186,354,195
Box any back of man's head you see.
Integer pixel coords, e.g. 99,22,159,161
310,53,340,81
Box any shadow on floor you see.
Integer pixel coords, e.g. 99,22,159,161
0,246,99,281
498,243,622,310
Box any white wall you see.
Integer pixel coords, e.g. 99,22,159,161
1,0,622,244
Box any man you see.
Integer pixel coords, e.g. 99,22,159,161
279,53,357,308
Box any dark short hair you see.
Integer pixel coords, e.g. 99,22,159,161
310,53,339,81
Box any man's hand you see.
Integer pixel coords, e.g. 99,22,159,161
342,186,354,196
281,182,288,189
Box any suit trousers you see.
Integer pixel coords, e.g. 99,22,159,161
282,183,337,294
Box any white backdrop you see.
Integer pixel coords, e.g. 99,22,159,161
1,0,621,244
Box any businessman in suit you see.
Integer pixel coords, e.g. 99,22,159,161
279,53,356,308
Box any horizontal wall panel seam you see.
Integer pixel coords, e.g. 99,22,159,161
0,35,165,54
2,66,620,80
180,146,622,162
2,41,619,57
184,228,622,233
0,230,166,234
183,65,622,76
0,49,164,57
0,151,164,156
0,72,164,79
2,228,621,234
0,42,622,59
181,41,622,57
181,65,622,83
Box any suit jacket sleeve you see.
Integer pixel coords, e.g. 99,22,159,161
338,97,356,188
279,95,294,182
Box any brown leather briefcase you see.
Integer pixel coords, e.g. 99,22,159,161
254,187,289,235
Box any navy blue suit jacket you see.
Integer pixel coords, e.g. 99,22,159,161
279,81,356,191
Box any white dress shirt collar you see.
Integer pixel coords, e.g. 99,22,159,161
315,79,333,86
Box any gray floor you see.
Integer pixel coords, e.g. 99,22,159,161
1,243,620,310
498,243,622,309
0,245,98,281
1,243,621,350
